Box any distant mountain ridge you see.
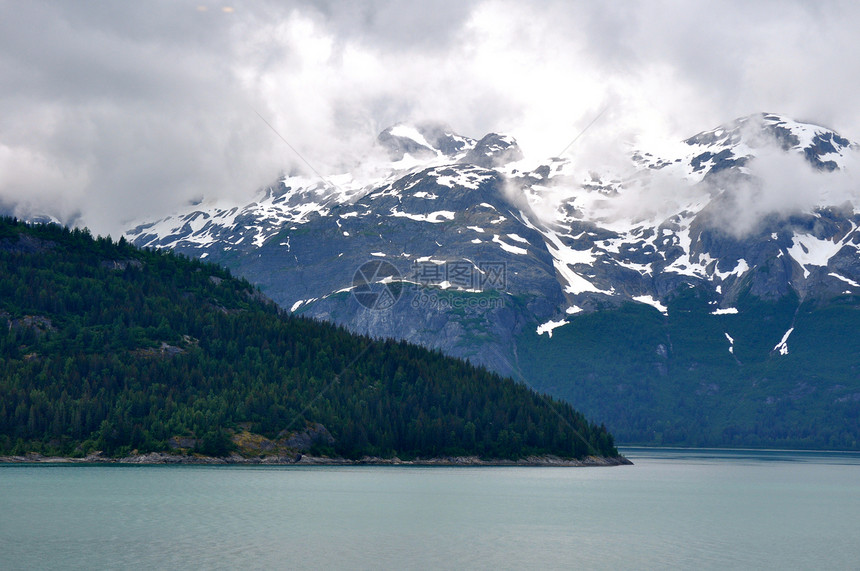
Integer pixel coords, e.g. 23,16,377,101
127,113,860,449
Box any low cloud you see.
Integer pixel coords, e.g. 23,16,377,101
514,111,860,236
2,1,860,236
706,147,860,237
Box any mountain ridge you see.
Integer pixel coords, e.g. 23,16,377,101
126,112,860,448
127,112,860,329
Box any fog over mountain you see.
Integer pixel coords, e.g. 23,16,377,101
3,1,860,236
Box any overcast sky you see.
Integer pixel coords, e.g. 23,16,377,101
2,0,860,236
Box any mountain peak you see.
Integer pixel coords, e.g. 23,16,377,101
377,122,477,162
376,123,523,169
685,113,855,172
460,133,523,168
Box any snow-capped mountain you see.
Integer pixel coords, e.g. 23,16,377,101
129,113,860,324
127,113,860,448
508,113,860,314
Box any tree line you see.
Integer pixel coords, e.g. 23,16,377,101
0,217,618,459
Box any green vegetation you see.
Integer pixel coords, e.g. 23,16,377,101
518,283,860,449
0,217,618,460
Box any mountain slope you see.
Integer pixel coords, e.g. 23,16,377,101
127,114,860,449
0,217,621,461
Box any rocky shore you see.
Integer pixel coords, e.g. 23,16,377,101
0,452,632,467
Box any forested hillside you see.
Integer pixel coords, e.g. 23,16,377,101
0,218,619,460
518,287,860,449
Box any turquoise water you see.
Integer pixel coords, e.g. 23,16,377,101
1,449,859,570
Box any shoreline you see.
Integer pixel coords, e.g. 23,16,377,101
0,452,633,467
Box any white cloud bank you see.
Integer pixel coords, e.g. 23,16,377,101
2,0,860,236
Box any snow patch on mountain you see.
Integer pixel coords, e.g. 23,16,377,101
829,272,860,287
492,234,528,255
774,327,795,356
537,319,568,338
390,209,456,223
712,307,739,315
725,332,735,354
633,295,668,316
388,124,436,152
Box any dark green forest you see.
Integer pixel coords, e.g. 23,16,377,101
519,284,860,449
0,217,618,460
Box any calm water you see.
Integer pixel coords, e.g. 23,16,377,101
2,449,859,570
